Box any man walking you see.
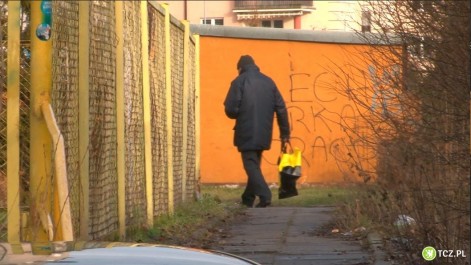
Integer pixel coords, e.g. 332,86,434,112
224,55,290,208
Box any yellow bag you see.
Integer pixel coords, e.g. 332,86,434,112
278,147,302,172
278,143,302,199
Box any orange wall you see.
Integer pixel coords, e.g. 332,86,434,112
199,36,380,184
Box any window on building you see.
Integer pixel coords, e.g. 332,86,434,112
327,10,355,31
200,18,224,25
274,20,283,28
361,10,371,33
261,20,271,27
261,20,284,28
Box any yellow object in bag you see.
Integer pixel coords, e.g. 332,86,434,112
278,147,302,172
278,143,302,199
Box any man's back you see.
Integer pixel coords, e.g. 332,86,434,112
223,54,290,208
224,61,289,151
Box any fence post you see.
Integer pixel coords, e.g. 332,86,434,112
29,0,53,244
181,20,190,202
78,1,90,241
115,1,126,240
6,0,22,252
162,3,174,214
194,34,201,191
140,0,154,227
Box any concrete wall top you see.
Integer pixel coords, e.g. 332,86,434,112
190,24,400,45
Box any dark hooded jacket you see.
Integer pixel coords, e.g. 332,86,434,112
224,63,290,151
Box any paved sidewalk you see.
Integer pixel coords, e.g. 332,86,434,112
1,207,389,265
214,206,373,265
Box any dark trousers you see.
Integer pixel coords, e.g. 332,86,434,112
241,150,272,206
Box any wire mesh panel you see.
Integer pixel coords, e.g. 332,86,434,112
18,44,30,210
88,1,118,240
148,6,168,216
0,1,8,212
51,1,80,239
122,1,146,226
0,3,8,237
170,23,184,206
18,2,31,223
0,1,31,240
185,40,197,200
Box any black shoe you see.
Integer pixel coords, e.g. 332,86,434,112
241,201,254,208
255,201,271,208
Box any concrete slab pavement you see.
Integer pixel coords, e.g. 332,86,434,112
213,207,376,265
0,206,392,265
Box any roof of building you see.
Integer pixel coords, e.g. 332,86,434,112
190,24,401,45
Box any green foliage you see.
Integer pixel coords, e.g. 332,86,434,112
112,185,364,247
125,193,242,247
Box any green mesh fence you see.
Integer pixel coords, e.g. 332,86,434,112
123,1,146,226
51,1,81,239
148,6,169,216
88,1,118,240
170,23,184,206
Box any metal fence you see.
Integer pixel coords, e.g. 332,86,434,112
51,0,81,240
88,0,119,240
1,0,32,241
122,0,146,230
170,22,185,206
1,1,200,243
186,39,197,201
148,5,169,217
0,0,8,238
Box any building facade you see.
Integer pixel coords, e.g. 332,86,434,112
157,0,372,32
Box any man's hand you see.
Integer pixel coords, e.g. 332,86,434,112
281,137,290,145
281,137,290,152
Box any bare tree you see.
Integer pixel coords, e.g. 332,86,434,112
332,1,469,263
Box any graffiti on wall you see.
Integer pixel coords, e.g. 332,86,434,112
286,61,402,182
263,63,396,183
